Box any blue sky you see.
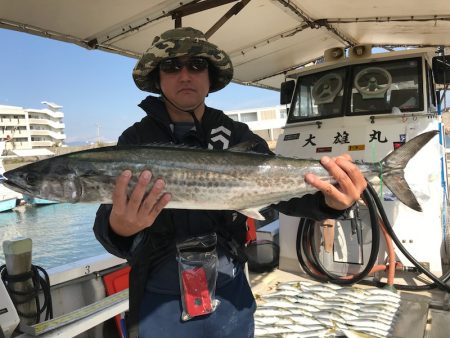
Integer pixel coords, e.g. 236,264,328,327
0,29,279,144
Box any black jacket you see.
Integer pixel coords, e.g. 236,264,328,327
93,96,344,336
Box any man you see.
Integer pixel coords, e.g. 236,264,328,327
94,27,366,338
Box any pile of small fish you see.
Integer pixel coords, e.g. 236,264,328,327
254,280,401,338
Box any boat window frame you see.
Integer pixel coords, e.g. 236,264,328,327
347,57,424,116
286,56,425,124
425,60,437,109
286,67,348,124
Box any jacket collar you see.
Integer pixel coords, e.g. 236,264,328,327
138,95,172,126
138,95,218,146
138,95,217,129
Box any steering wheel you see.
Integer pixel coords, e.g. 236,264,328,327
312,73,343,104
354,67,392,99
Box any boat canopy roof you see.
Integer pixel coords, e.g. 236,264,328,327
1,0,450,90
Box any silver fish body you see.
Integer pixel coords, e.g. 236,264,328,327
2,145,318,219
1,131,438,219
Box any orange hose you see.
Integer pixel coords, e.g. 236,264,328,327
378,216,396,286
369,264,388,274
307,205,397,284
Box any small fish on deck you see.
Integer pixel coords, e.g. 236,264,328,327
254,280,401,338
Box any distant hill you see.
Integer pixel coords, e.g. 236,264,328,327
65,140,116,147
65,141,89,146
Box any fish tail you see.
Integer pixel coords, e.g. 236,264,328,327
380,130,438,212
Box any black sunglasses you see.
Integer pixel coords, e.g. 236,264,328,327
159,57,209,73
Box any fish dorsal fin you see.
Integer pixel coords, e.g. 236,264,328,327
140,142,175,146
228,141,259,152
119,143,202,151
116,141,264,153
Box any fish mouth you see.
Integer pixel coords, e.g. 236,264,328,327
1,178,33,195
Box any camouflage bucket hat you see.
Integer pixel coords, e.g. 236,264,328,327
132,27,233,93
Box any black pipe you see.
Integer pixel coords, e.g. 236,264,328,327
296,181,450,293
296,188,380,284
365,182,450,292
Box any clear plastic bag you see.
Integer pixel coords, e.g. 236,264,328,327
176,233,220,321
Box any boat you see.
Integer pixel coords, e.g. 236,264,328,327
21,195,58,206
1,1,450,338
0,192,18,213
0,175,19,213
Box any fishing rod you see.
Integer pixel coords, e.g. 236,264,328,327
296,181,450,293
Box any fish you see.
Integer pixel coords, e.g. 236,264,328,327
254,280,401,338
254,316,293,326
289,316,322,326
314,312,347,325
254,326,293,336
319,302,361,311
1,130,438,220
261,290,301,298
283,324,327,333
277,284,306,292
347,325,391,337
340,328,379,338
254,308,293,317
261,300,300,309
291,298,326,307
278,281,314,288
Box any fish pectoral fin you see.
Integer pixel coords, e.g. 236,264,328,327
238,207,266,220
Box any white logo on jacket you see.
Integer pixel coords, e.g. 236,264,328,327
208,126,231,150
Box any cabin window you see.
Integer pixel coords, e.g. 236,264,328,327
350,58,422,115
287,68,346,123
287,57,424,124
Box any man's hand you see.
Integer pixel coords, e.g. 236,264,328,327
305,154,366,210
109,170,171,237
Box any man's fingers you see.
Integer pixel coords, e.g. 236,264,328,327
305,172,341,198
322,156,365,194
143,192,172,225
138,179,167,216
110,171,171,237
320,156,353,192
335,157,367,196
112,170,132,210
127,170,152,214
154,193,172,214
335,153,353,162
305,155,367,211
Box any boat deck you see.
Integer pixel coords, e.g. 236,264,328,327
10,265,450,337
250,268,450,338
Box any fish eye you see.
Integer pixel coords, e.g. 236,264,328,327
25,173,39,186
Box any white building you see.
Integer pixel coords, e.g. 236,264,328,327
225,105,288,148
0,101,66,151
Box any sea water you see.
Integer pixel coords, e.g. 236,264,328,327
0,203,107,269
